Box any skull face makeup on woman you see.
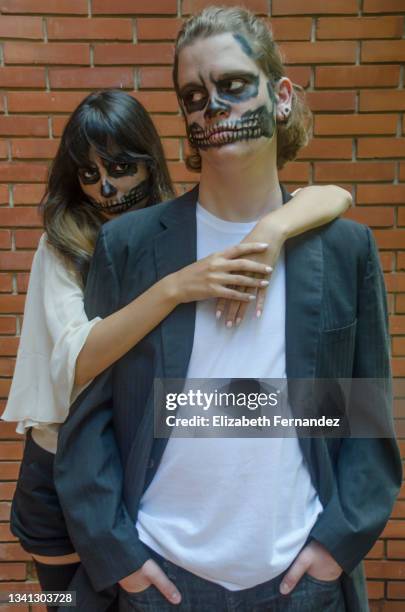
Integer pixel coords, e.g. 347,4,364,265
78,148,150,217
177,33,281,152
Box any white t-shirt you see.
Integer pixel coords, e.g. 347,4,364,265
137,203,323,590
1,234,100,452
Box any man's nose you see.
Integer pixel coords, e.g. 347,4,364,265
204,96,231,121
100,180,117,198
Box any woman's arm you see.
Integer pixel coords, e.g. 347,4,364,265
216,184,352,325
74,242,271,386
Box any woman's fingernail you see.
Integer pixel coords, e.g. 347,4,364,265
280,582,290,595
236,317,242,326
216,310,222,320
259,243,269,248
248,295,256,301
256,309,262,318
171,592,181,603
260,280,269,287
265,266,273,273
226,320,233,328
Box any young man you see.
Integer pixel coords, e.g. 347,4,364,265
55,7,401,611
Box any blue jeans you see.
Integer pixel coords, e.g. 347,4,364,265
118,548,345,612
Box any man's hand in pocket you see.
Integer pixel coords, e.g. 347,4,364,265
119,558,181,605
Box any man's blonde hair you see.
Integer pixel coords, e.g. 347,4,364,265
173,5,311,171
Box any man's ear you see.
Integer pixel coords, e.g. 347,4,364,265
275,77,293,123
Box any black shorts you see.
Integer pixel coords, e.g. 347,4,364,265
11,429,75,556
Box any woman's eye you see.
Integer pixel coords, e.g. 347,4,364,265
79,168,99,181
111,162,130,174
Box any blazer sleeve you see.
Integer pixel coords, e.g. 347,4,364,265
54,228,151,592
309,226,402,574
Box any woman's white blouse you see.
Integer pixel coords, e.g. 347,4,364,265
1,234,101,450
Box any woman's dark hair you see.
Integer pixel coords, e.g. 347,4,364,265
41,89,174,284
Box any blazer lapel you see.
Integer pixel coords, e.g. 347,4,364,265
154,185,198,379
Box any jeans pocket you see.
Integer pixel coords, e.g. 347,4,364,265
303,573,341,587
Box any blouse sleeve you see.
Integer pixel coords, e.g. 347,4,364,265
1,234,101,433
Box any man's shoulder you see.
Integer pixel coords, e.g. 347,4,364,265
317,217,371,260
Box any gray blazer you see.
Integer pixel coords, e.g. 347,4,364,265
55,185,402,612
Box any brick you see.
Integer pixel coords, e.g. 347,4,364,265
168,161,201,183
14,184,46,206
0,443,23,461
387,582,405,599
137,18,182,41
0,186,9,206
306,91,356,112
317,17,403,40
366,540,384,559
0,164,48,183
11,139,59,160
380,252,394,272
93,0,177,14
269,18,312,41
391,500,405,519
0,317,16,334
0,462,20,481
16,272,30,293
385,274,405,293
377,231,405,250
272,0,357,14
388,540,405,559
398,208,405,226
7,92,88,113
138,67,173,89
364,0,405,13
315,114,397,136
47,17,132,40
297,138,352,160
52,115,69,137
49,66,133,89
0,542,30,561
396,294,405,312
0,273,12,292
0,563,26,580
360,91,405,112
400,162,405,182
392,359,405,378
0,251,34,271
0,16,42,39
278,162,310,183
182,0,267,14
0,65,45,89
15,229,43,249
0,338,19,356
130,91,178,113
3,42,90,65
0,357,15,375
162,138,180,160
357,185,405,205
280,41,356,64
0,116,48,137
345,206,395,227
367,581,384,600
358,138,405,159
0,501,11,520
390,315,405,334
0,421,21,438
365,560,405,580
315,65,400,89
153,115,186,137
0,0,87,13
362,41,405,63
0,140,8,159
94,43,173,65
314,162,395,183
286,67,311,89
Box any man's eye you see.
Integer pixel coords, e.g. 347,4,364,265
185,91,206,105
222,79,246,93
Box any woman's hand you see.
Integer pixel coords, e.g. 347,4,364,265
216,218,287,326
167,242,272,306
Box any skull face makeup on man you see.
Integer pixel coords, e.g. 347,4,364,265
177,33,278,151
78,147,151,217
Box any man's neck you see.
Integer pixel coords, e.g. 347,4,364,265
198,151,282,222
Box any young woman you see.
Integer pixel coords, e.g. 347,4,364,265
2,89,351,604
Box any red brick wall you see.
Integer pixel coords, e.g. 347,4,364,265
0,0,404,609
